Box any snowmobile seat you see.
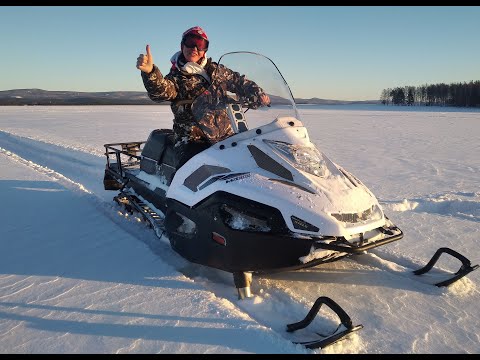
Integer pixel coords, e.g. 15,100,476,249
158,135,177,184
140,129,177,184
160,140,176,167
141,129,173,162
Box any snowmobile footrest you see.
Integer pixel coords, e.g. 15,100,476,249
413,247,479,287
286,296,363,349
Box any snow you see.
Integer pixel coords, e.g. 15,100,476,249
0,105,479,354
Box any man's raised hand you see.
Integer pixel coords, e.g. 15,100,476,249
136,44,154,73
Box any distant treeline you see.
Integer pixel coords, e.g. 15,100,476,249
380,80,480,107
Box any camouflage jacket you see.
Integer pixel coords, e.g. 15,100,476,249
141,57,266,145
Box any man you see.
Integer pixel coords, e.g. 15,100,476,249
136,26,270,168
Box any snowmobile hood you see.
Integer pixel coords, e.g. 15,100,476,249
168,117,385,236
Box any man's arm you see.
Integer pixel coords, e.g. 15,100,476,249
137,45,178,102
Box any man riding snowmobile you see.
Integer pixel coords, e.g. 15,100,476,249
136,26,270,168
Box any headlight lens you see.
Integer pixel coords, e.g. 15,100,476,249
330,204,383,223
264,140,327,177
221,204,271,232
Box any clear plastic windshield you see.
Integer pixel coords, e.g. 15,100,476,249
192,52,300,143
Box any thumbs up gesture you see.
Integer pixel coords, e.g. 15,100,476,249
136,44,154,74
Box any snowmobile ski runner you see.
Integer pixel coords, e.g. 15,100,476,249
286,296,363,349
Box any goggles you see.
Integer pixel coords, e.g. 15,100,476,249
182,35,209,51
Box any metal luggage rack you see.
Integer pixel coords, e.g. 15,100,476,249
104,141,145,178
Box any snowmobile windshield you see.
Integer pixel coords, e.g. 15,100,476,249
191,51,300,143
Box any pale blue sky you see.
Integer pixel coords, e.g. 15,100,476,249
1,6,479,100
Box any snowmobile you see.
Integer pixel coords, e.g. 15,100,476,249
103,52,478,349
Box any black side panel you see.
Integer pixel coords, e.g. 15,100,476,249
165,191,313,272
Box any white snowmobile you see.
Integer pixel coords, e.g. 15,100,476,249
103,52,477,349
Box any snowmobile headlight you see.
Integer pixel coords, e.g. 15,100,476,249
264,140,327,177
330,204,383,224
220,204,271,232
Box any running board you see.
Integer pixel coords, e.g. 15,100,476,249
286,296,363,350
413,247,479,287
114,191,165,237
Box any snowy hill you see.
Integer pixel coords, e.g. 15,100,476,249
0,89,379,106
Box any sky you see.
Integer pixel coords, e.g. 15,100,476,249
1,6,480,100
0,104,479,353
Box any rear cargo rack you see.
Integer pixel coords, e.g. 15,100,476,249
103,141,145,190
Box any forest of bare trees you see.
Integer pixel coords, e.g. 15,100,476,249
380,80,480,107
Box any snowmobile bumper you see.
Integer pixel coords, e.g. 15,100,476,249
254,225,403,275
312,226,404,254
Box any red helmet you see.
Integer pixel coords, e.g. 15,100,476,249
182,26,209,42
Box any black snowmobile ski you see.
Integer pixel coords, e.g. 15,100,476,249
286,296,363,350
413,247,479,287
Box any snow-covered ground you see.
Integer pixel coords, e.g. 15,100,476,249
0,105,479,354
